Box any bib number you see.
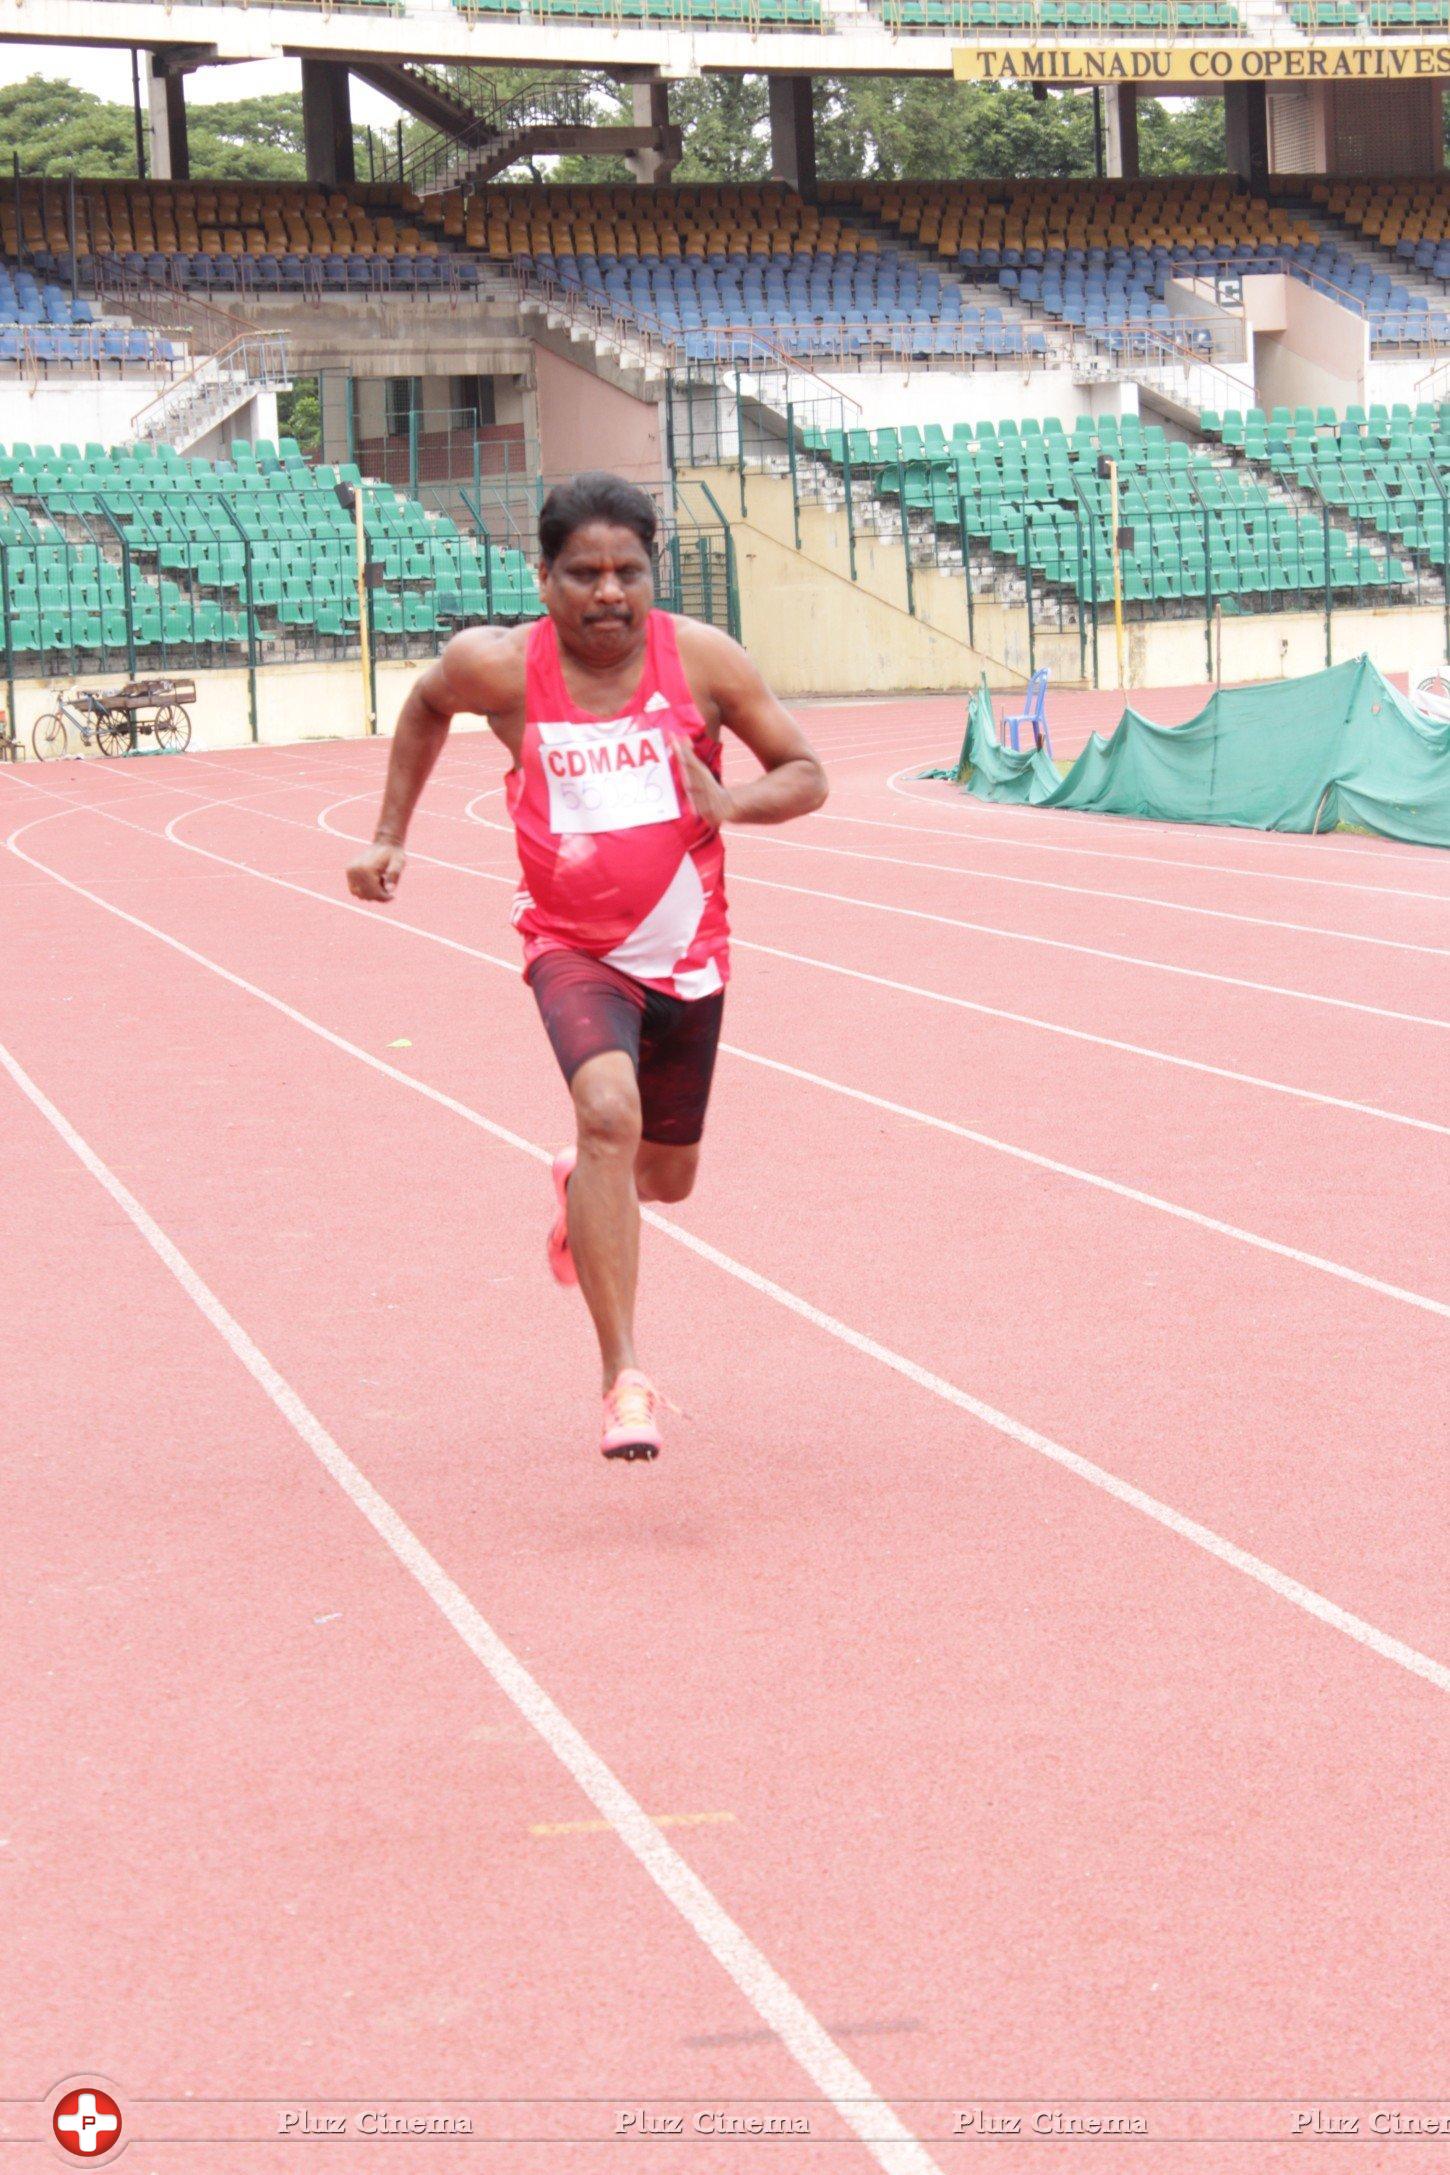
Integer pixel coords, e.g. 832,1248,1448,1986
540,724,682,836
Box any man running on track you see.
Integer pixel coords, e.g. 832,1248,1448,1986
346,471,827,1463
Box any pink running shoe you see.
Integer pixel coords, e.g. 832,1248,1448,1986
547,1147,577,1287
601,1369,662,1462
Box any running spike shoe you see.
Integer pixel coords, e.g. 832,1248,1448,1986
547,1147,578,1287
601,1369,662,1462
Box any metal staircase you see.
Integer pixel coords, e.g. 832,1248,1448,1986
130,333,292,453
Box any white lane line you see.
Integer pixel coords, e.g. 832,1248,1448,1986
26,764,1427,1131
733,940,1448,1137
811,810,1450,904
8,812,1448,1702
274,790,1449,1133
453,807,1450,1032
885,764,1450,871
0,1034,940,2175
826,739,948,766
158,798,1450,1314
725,830,1450,958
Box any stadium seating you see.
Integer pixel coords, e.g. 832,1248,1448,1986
1299,177,1450,255
0,439,537,664
1,180,446,263
529,0,826,18
488,182,997,356
879,0,1237,24
1200,402,1450,568
5,179,493,299
801,412,1414,608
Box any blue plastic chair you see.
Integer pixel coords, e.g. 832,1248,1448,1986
1003,668,1052,756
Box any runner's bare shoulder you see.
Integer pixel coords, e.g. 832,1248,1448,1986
428,622,530,716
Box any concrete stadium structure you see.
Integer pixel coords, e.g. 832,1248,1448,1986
3,0,1450,729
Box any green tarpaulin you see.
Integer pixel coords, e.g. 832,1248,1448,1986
940,657,1450,848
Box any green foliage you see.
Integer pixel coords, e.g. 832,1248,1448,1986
817,79,1094,180
1138,96,1225,175
0,70,1228,191
0,75,311,179
278,378,322,455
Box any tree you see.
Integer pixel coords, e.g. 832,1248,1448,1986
0,69,1231,191
816,78,1095,181
278,378,322,454
1138,96,1225,175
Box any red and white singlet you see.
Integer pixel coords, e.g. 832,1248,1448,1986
505,611,731,1000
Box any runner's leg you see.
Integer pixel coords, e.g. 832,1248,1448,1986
567,1049,645,1391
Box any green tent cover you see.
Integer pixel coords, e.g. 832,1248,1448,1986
940,656,1450,848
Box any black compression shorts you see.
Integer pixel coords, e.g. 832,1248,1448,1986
526,949,725,1148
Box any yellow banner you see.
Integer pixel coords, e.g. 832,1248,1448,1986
952,41,1450,82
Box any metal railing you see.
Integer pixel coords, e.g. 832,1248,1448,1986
131,332,293,451
695,417,1450,685
0,323,185,382
522,265,1252,381
0,456,741,722
402,69,607,195
77,0,839,25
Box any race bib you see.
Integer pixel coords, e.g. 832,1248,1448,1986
537,717,682,836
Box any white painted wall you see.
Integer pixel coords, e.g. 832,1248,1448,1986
807,370,1140,432
0,376,158,448
0,379,278,454
1246,275,1367,418
1367,352,1446,411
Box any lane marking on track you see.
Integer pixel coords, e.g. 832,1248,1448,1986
11,759,1443,1054
810,810,1450,904
12,762,1448,1286
156,798,1450,1294
532,1813,738,1838
733,939,1448,1136
7,811,1448,1701
725,830,1450,957
884,763,1450,871
200,783,1447,1134
0,1032,939,2175
453,802,1450,1032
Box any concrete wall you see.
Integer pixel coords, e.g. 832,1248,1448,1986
810,370,1140,433
688,460,1449,697
1367,351,1446,411
1247,275,1367,418
0,380,278,456
5,658,494,757
533,343,662,486
691,462,1050,694
1,376,168,447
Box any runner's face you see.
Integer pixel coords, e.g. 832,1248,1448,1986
540,521,655,668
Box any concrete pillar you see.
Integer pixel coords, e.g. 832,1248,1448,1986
1224,85,1269,190
145,54,190,182
627,78,677,184
301,59,356,186
1102,86,1139,181
768,75,816,197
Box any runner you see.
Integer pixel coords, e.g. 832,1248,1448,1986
346,471,827,1462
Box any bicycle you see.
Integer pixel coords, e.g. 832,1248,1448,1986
31,681,194,762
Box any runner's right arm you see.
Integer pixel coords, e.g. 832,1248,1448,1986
346,629,520,903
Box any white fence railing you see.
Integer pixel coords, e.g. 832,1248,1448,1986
130,332,292,451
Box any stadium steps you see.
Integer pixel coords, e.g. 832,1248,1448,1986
793,415,1432,618
1273,195,1450,312
1201,404,1450,600
838,207,1042,345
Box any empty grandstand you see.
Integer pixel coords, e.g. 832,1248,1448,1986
0,0,1446,738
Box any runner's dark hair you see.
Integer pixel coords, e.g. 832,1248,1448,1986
538,472,658,564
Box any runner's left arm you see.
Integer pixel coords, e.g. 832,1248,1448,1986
677,626,828,828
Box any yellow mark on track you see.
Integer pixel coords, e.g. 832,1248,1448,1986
531,1811,737,1839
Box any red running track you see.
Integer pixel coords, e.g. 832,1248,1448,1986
3,693,1448,2174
